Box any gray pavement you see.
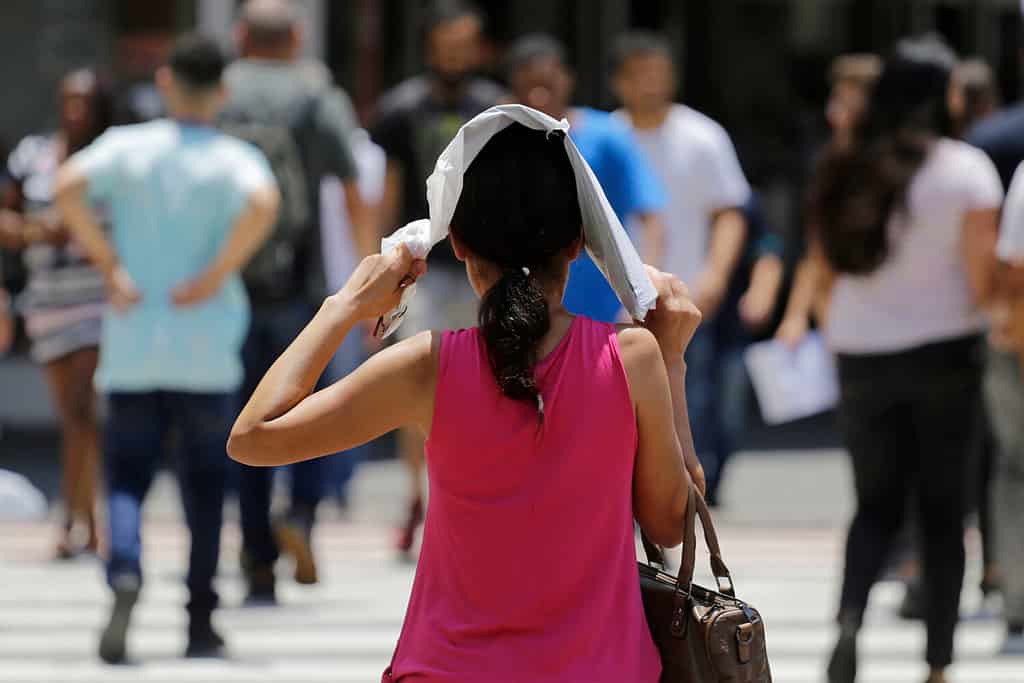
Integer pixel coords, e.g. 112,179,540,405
1,453,1021,682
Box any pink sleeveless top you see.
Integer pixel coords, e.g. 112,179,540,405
385,316,661,682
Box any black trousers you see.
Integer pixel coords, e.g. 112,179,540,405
836,335,982,669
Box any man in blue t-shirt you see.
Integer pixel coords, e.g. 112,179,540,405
55,34,279,663
504,34,665,322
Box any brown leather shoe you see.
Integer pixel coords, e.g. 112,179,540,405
274,519,318,585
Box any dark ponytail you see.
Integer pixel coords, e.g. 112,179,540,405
479,268,550,410
811,35,956,275
450,124,582,414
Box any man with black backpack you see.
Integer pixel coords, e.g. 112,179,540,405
221,0,370,604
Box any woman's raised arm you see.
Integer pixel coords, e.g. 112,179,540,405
228,246,432,466
620,268,703,548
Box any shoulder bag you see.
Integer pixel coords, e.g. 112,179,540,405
639,485,772,682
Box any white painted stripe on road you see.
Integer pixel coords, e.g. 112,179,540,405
2,518,1020,683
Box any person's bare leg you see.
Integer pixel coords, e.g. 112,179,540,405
44,353,79,556
69,348,101,552
43,347,101,556
397,427,426,556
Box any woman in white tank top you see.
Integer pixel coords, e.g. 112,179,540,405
809,37,1002,683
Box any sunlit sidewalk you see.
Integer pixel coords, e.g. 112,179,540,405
0,454,1020,682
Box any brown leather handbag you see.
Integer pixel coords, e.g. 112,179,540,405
639,485,772,682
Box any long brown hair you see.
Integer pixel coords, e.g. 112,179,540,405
810,36,957,275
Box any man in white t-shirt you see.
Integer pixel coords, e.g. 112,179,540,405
611,41,749,295
611,31,758,506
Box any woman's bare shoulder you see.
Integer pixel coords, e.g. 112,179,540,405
389,329,441,386
615,324,660,355
615,325,663,397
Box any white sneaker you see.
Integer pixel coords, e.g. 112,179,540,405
1000,631,1024,656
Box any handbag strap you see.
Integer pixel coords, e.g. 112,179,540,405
641,531,666,568
677,483,698,592
640,482,736,598
688,487,735,596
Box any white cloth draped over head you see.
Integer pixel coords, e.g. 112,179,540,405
376,104,657,338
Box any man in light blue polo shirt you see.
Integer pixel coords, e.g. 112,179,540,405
55,34,278,663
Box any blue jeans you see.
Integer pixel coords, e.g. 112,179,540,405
105,391,233,614
684,326,750,502
238,300,327,567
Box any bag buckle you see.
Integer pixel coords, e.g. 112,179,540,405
736,622,754,664
670,589,692,639
670,604,689,639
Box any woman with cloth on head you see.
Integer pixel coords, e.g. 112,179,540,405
0,69,111,558
229,121,704,681
812,36,1003,683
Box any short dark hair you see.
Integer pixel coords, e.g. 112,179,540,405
168,33,227,92
609,31,673,75
423,0,482,40
239,0,300,47
504,33,567,79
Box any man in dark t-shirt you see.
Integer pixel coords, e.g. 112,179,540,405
373,78,500,233
222,0,369,604
371,4,502,248
369,0,502,557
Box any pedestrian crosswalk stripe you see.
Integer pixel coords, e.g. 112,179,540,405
1,519,1019,683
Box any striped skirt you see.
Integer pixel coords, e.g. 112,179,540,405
24,302,104,364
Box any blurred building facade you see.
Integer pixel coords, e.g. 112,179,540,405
1,0,1016,435
1,0,1021,243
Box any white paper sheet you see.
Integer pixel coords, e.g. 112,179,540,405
375,104,657,338
743,332,839,425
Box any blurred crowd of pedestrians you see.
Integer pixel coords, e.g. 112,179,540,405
0,1,1022,681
